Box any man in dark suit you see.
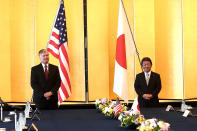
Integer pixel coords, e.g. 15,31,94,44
31,49,61,109
134,57,161,108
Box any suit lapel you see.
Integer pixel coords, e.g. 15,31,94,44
48,64,51,80
148,72,154,87
38,64,46,81
48,64,53,80
141,73,148,87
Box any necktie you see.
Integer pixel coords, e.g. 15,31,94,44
146,73,149,85
45,65,48,80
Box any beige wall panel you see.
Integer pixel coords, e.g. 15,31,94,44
135,0,155,73
108,0,119,100
0,0,11,101
87,0,110,101
155,0,183,99
183,0,197,99
64,0,85,101
10,0,35,102
23,0,36,101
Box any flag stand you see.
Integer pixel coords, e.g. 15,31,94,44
180,0,186,112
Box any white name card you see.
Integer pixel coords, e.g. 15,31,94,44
183,110,191,117
166,105,174,111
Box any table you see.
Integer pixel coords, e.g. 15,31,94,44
1,108,197,131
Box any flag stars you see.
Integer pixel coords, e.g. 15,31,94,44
52,1,67,44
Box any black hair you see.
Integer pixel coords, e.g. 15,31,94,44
141,57,152,66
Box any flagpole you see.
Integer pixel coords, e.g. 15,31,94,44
133,0,137,100
33,0,36,65
181,0,185,102
46,0,62,49
120,0,141,65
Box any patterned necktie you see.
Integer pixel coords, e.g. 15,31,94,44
45,64,48,80
146,73,149,85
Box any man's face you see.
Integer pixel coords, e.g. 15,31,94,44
39,51,49,64
142,61,152,73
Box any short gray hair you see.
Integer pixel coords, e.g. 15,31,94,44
38,49,47,56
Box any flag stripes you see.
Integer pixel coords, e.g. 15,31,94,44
114,104,123,118
47,0,71,105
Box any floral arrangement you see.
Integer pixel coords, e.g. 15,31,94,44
95,98,128,119
95,98,112,112
103,106,114,118
137,118,170,131
95,98,170,131
118,110,145,128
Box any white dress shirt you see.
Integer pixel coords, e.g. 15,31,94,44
41,63,49,72
144,71,151,85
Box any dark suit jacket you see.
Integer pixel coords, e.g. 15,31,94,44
31,63,61,109
134,71,161,108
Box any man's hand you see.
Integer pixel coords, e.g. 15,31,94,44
143,94,153,100
44,91,53,100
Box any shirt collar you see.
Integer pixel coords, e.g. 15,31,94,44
41,63,49,70
144,71,151,76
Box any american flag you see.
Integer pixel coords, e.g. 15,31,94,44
113,104,123,118
47,0,71,104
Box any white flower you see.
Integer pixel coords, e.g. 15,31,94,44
129,110,140,116
118,114,123,121
104,107,109,114
158,121,170,131
101,98,107,104
95,99,101,105
150,122,157,129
